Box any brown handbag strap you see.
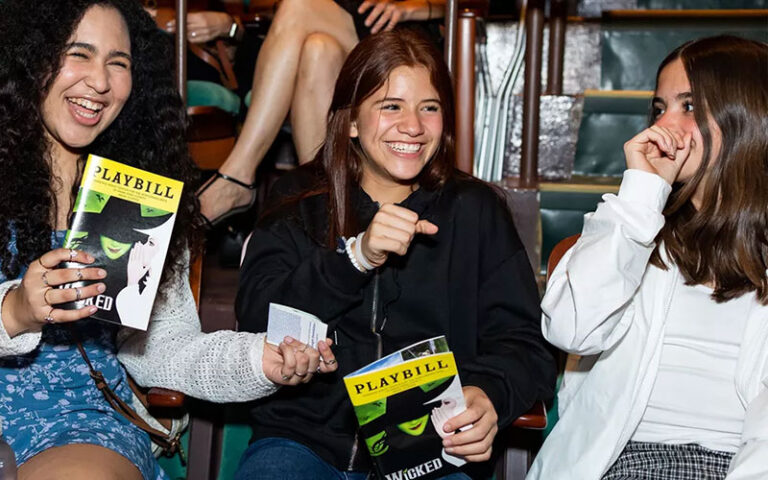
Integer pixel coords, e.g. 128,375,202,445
189,40,239,91
72,335,182,457
153,7,239,91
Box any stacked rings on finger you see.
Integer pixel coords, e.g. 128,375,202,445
44,307,55,324
42,271,50,287
75,287,82,302
69,248,77,260
76,269,83,281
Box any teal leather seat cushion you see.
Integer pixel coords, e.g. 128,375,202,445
573,93,651,177
217,424,252,480
157,430,189,480
187,80,241,115
638,0,767,8
157,423,252,480
601,20,768,90
540,189,608,273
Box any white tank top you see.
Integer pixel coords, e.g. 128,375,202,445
631,281,751,453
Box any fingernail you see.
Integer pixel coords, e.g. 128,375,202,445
89,306,98,313
284,336,294,344
443,439,453,447
445,447,455,453
97,283,106,293
98,269,107,277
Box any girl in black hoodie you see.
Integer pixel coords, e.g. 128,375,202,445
236,29,555,480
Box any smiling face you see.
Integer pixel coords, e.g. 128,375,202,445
350,65,443,202
652,58,722,185
41,5,132,153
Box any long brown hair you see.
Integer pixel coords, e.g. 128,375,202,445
314,29,455,246
649,36,768,304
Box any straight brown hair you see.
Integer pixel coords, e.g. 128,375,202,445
649,36,768,304
318,29,456,247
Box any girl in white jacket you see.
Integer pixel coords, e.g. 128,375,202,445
529,35,768,480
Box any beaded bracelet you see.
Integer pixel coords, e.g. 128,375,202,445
354,232,376,271
345,237,366,272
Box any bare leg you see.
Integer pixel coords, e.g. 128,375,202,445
291,33,349,164
19,444,142,480
198,0,358,223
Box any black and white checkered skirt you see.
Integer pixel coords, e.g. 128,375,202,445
601,441,734,480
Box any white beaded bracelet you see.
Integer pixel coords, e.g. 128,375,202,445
345,236,366,272
354,232,376,271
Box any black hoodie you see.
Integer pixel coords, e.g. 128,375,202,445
236,166,555,474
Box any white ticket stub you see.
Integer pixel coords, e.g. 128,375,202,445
266,303,328,347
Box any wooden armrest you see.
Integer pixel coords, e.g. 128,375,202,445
147,387,186,408
511,400,547,430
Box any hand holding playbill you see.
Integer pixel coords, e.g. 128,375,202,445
343,336,468,480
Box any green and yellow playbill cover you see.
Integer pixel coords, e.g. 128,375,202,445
344,336,468,480
60,154,183,330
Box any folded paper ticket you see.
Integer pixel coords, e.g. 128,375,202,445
266,303,328,347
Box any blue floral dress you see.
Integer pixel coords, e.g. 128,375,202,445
0,231,168,479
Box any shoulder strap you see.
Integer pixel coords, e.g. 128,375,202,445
71,329,184,459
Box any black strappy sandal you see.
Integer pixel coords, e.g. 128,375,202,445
196,171,257,228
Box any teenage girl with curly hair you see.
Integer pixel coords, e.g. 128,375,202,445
0,1,336,478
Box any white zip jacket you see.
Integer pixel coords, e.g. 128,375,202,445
527,169,768,480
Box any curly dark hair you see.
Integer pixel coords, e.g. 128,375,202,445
0,0,202,285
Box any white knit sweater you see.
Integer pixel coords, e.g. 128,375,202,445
0,257,278,403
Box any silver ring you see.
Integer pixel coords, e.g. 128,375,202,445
281,374,291,381
295,371,307,377
76,269,83,281
69,249,77,260
44,308,55,324
325,359,337,366
42,271,50,287
75,287,82,302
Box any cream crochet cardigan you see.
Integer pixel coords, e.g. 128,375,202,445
0,254,278,403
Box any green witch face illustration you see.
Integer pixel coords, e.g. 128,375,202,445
65,190,173,324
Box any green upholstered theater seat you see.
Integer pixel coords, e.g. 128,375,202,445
217,424,252,480
539,181,620,274
156,431,189,480
573,90,651,178
638,0,767,8
155,422,251,480
187,80,242,116
600,13,768,90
